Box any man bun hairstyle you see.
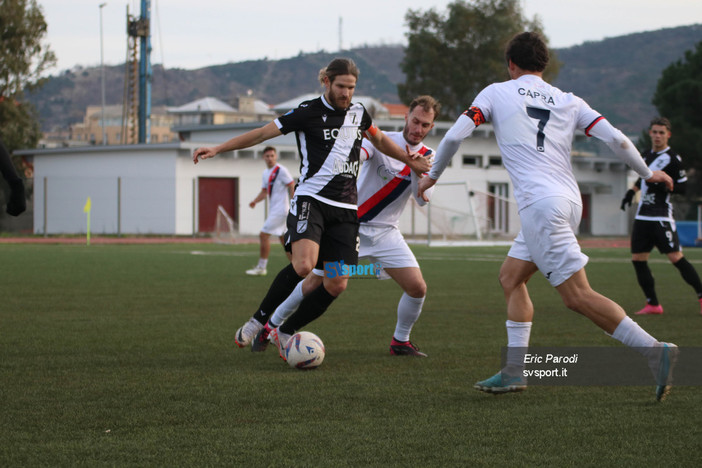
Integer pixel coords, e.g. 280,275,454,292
650,117,671,131
318,58,360,85
505,31,549,72
408,95,441,121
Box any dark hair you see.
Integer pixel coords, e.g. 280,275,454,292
318,58,359,85
262,146,277,154
505,32,549,72
408,95,440,121
650,117,671,131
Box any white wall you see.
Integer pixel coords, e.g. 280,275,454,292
33,146,177,235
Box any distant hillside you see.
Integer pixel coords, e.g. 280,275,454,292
552,24,702,132
28,25,702,135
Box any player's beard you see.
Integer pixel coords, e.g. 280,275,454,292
326,89,351,111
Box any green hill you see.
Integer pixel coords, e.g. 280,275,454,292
28,24,702,135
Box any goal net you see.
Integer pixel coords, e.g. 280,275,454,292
413,181,520,246
212,205,239,244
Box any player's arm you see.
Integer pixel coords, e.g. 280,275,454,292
418,107,483,201
587,118,672,191
193,121,282,164
365,126,431,175
249,189,267,208
287,181,295,199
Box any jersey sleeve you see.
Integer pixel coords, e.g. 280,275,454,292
360,138,375,162
279,165,295,186
274,104,312,135
574,98,604,134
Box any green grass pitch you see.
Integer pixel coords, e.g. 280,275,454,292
1,242,700,466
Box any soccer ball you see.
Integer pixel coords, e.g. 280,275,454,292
285,331,325,369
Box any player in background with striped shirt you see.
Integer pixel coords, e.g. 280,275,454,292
246,146,295,276
620,117,702,315
418,32,678,401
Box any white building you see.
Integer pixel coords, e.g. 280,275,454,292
18,103,631,239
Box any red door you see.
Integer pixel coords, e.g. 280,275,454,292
198,177,238,232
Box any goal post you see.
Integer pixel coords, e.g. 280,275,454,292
413,181,520,246
212,205,239,244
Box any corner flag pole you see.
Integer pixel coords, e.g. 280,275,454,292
84,196,92,245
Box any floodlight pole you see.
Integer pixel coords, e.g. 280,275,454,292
99,3,107,145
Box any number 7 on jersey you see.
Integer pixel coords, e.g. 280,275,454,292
526,106,551,152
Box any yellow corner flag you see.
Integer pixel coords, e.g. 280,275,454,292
84,196,92,245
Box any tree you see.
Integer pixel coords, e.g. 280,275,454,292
652,41,702,173
0,0,56,152
399,0,559,119
651,40,702,218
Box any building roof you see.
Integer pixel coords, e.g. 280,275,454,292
168,97,236,114
271,94,389,117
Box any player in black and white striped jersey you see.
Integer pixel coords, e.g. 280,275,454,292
193,58,430,350
620,117,702,316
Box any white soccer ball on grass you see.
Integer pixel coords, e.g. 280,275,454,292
285,331,325,369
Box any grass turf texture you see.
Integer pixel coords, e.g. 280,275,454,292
1,243,700,466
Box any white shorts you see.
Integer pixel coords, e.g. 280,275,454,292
508,197,588,287
261,212,287,236
312,224,418,279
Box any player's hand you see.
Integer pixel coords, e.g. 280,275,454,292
417,175,436,202
193,147,217,164
249,201,256,209
620,189,635,211
406,145,432,175
647,170,673,191
6,179,26,216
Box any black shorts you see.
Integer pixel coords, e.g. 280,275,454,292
631,219,681,254
285,195,359,268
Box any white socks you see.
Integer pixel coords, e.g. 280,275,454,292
257,258,269,269
505,320,532,370
270,279,305,326
393,293,425,342
611,316,657,348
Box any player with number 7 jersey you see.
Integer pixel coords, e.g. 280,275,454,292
418,31,677,401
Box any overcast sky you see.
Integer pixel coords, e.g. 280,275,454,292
40,0,701,72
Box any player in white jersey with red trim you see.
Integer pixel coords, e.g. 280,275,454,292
260,96,439,357
418,32,678,401
246,146,295,276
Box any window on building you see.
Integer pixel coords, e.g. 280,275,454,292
488,155,502,167
462,155,483,168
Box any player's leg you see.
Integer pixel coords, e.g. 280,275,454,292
384,266,427,357
264,272,324,359
665,233,702,314
474,231,537,393
556,268,678,400
364,226,428,356
278,207,359,336
237,198,321,348
631,220,662,314
247,213,286,276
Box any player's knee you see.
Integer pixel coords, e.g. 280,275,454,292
292,260,313,277
324,278,348,297
405,279,427,298
498,270,519,293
